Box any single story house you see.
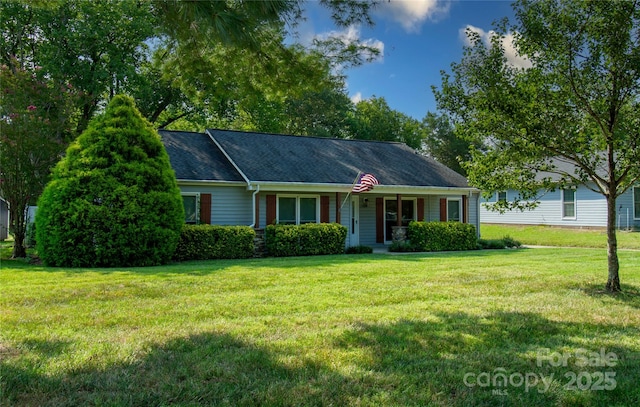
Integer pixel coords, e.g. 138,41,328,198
160,129,481,247
480,158,640,230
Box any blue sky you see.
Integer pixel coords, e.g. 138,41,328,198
298,0,520,120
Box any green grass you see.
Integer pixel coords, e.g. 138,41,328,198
481,224,640,250
1,249,639,406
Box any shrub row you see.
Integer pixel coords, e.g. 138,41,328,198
265,223,347,257
173,225,255,261
401,221,478,252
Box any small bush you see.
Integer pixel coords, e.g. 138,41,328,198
265,223,347,257
502,235,522,248
174,225,255,261
477,239,506,250
346,245,373,254
477,235,522,250
408,221,477,252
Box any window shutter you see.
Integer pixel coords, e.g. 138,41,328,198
440,198,447,222
266,195,277,225
417,198,425,222
320,196,330,223
199,193,212,224
462,195,468,223
376,197,384,243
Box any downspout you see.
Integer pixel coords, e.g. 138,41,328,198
250,184,260,228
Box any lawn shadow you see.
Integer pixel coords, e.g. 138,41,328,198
1,332,358,406
2,312,638,406
334,311,640,406
571,283,640,309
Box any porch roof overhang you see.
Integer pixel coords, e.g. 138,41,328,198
249,180,479,195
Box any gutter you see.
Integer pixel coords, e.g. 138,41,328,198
250,184,260,228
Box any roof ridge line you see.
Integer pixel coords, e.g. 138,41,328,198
206,128,406,145
205,129,252,186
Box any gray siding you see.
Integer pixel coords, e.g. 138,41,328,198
179,185,253,226
480,185,640,229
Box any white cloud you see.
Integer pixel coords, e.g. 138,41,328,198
315,25,385,63
377,0,451,33
351,92,363,104
459,24,532,69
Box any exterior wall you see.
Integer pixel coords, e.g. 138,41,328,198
179,184,253,226
183,187,482,248
480,185,640,229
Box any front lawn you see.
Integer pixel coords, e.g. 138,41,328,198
481,224,640,249
1,249,639,406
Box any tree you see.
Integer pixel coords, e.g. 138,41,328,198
351,96,426,149
434,0,640,292
422,112,479,176
35,95,184,267
0,65,75,258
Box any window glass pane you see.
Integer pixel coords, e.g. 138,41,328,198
183,195,197,224
563,189,575,218
563,189,575,202
401,200,414,227
564,203,575,218
278,197,296,224
385,200,398,241
300,197,317,224
448,200,460,222
498,191,507,202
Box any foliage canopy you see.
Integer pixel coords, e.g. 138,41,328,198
434,0,640,291
35,95,184,267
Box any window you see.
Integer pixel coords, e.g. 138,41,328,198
384,198,416,241
277,195,319,225
562,188,576,219
447,199,461,222
634,186,640,220
182,193,200,224
497,191,507,202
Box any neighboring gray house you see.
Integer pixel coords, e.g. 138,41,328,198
160,129,481,247
480,158,640,231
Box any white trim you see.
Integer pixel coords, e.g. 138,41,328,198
276,194,321,225
251,181,478,195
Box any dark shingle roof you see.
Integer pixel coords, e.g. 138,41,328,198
159,130,244,182
207,129,469,188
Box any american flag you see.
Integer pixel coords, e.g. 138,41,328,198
352,173,379,193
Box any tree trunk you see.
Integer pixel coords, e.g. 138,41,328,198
9,203,28,259
605,193,621,292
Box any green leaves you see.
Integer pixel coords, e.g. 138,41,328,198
36,95,184,267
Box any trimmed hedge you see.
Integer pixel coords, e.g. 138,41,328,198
173,225,255,261
407,221,478,252
265,223,347,257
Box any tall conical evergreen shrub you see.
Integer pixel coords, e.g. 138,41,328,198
36,95,184,267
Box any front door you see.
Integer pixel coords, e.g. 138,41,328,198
351,196,360,246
